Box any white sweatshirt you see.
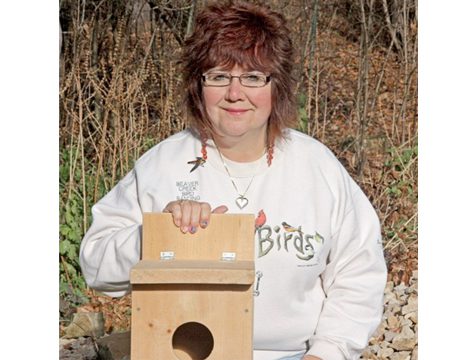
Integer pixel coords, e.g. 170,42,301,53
79,129,387,360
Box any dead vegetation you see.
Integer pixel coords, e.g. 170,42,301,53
60,0,417,333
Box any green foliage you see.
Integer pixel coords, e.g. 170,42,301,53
385,145,418,172
59,146,106,304
382,141,418,250
384,144,418,199
59,148,86,303
59,144,144,304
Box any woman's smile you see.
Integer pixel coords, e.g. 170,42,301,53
223,107,251,116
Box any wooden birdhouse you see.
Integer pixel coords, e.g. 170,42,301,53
130,213,255,360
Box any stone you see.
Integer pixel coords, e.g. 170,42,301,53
369,344,381,354
377,346,394,358
412,345,418,360
379,340,391,349
387,315,401,330
402,295,418,315
394,283,407,294
400,318,413,328
391,326,417,351
97,331,131,360
60,338,76,347
372,321,387,338
404,311,418,324
369,336,380,345
384,291,398,305
386,302,402,315
59,336,98,360
63,312,105,339
383,330,399,342
385,281,394,292
390,351,411,360
361,348,377,359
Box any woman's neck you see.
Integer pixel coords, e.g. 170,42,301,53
212,132,267,163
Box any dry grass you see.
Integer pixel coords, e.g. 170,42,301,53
59,0,418,298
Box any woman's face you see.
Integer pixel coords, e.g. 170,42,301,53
202,65,272,143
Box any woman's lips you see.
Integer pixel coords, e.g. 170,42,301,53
224,108,249,116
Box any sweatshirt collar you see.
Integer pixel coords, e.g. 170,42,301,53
191,132,286,178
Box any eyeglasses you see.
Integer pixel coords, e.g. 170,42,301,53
202,72,271,88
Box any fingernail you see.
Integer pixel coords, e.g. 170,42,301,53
181,226,188,233
201,221,208,228
190,226,197,234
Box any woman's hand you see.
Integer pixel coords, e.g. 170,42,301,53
302,356,322,360
163,200,228,234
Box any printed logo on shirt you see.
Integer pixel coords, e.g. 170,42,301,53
176,180,200,201
253,210,326,297
254,210,325,261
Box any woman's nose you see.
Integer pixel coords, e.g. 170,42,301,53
225,77,245,101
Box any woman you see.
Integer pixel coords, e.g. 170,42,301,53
79,1,387,359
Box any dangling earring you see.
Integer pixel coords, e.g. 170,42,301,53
266,141,274,167
266,128,274,167
200,129,208,161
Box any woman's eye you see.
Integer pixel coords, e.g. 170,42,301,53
244,75,261,82
209,74,228,81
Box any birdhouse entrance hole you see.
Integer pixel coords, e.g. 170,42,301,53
172,321,214,360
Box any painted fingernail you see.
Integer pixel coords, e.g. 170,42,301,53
201,221,208,228
190,226,197,234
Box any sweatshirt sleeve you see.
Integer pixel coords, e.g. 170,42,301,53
79,169,143,298
306,173,387,359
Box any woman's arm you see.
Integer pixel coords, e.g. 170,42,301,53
306,182,387,359
79,169,143,297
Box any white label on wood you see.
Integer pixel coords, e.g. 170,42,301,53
221,252,236,261
160,251,175,260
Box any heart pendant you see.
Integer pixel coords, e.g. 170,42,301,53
235,196,249,209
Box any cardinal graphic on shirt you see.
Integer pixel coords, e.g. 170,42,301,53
255,209,266,232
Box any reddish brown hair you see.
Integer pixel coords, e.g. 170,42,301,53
181,0,297,143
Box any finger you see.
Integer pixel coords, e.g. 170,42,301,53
188,202,202,234
199,202,212,229
179,200,192,233
212,205,228,214
163,201,182,227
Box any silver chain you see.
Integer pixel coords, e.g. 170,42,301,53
214,144,262,210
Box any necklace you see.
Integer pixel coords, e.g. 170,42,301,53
215,145,261,210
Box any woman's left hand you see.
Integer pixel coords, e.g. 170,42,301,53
162,200,228,233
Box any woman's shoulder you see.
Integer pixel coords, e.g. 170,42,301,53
151,129,196,150
134,129,198,169
284,129,339,162
284,129,364,203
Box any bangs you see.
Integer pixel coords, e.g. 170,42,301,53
205,43,274,73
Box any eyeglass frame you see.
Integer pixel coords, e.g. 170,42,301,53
201,72,272,88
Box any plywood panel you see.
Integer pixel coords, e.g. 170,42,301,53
131,284,254,359
130,259,254,284
142,213,255,261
